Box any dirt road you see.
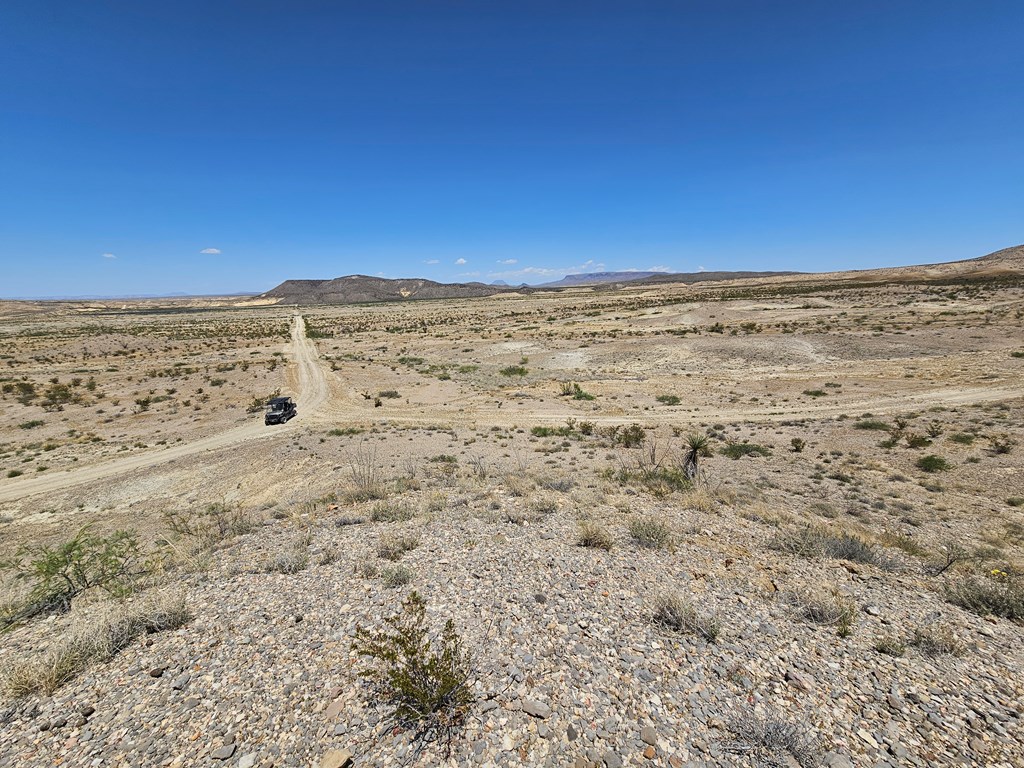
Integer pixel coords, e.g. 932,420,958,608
0,315,327,504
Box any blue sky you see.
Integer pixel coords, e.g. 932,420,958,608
1,2,1022,297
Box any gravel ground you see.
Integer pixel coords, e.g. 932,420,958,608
2,474,1022,768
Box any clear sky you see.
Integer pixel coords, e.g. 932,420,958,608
1,2,1022,298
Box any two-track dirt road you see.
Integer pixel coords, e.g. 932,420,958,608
0,312,1018,504
0,315,328,504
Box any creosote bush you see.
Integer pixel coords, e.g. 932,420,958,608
352,591,474,756
164,503,257,548
916,454,949,473
652,593,720,642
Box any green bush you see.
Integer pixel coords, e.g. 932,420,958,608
1,527,152,627
720,442,771,460
916,455,950,473
352,591,474,753
655,394,681,406
628,517,673,549
853,419,890,431
499,365,528,377
946,573,1024,621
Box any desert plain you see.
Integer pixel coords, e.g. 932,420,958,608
0,261,1022,768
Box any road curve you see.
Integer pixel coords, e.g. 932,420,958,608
0,315,326,504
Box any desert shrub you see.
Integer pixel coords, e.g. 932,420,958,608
771,526,895,569
1007,497,1024,508
503,474,533,497
628,517,673,550
378,390,401,399
18,420,45,430
6,470,23,478
559,382,595,400
335,514,367,527
655,394,681,406
873,634,906,657
262,536,310,574
377,535,420,562
916,455,949,473
499,365,528,377
1,527,152,626
164,503,257,548
371,500,415,523
949,432,976,445
720,442,771,460
910,624,963,656
784,588,857,636
528,494,558,514
651,593,720,642
530,425,573,438
381,565,415,588
352,591,474,755
723,709,822,768
946,572,1024,621
802,389,827,398
790,437,806,453
988,435,1016,455
904,433,931,449
611,423,646,448
2,592,190,696
246,388,281,413
346,443,387,502
577,521,614,551
328,427,365,436
853,419,890,431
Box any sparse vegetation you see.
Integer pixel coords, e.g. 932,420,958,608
628,517,673,550
352,591,474,756
651,592,720,641
576,520,614,550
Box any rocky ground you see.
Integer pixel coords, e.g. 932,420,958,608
1,276,1022,767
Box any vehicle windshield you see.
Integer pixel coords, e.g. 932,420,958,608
266,402,286,412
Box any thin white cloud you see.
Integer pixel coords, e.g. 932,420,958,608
487,259,606,283
697,265,707,272
200,248,221,255
455,258,467,265
497,258,518,265
646,265,671,272
102,253,116,259
457,271,481,278
424,259,440,265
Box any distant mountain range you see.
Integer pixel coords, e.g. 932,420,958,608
257,244,1024,306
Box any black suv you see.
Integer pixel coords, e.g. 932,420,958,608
265,396,297,425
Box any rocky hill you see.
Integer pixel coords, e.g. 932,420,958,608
261,275,517,305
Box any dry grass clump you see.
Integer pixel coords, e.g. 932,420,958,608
873,634,906,657
576,520,615,551
771,526,896,569
377,534,420,562
528,493,558,515
784,588,857,636
909,624,963,656
628,516,674,550
3,592,190,697
503,474,534,498
165,503,258,549
261,534,311,574
723,709,822,768
651,593,720,642
371,500,416,523
381,564,415,588
946,572,1024,621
